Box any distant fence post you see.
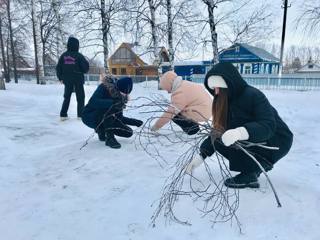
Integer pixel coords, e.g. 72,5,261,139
277,76,281,90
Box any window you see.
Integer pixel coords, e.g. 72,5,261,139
244,65,251,74
233,63,240,72
112,68,117,75
120,68,127,75
235,46,240,52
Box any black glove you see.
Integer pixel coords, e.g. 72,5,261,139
133,119,143,127
122,117,143,127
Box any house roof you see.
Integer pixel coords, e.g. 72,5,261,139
109,42,147,65
296,62,320,73
110,42,169,65
238,43,279,62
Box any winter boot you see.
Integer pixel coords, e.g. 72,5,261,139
96,126,106,141
224,172,259,189
60,116,69,121
105,132,121,149
256,162,273,178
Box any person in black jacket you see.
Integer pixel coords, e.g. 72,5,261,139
82,76,143,149
186,62,293,189
56,36,89,120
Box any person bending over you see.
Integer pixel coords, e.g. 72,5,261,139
82,76,143,149
151,71,212,135
186,63,293,189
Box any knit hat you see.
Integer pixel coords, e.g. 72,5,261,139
207,75,228,89
116,77,133,94
159,71,178,92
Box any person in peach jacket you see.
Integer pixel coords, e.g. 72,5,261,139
151,71,212,135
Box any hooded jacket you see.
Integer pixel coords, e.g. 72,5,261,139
82,78,133,129
56,37,89,84
153,72,212,130
204,62,293,162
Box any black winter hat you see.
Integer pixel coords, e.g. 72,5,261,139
116,77,133,94
67,37,79,52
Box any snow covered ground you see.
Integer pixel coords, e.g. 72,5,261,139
0,81,319,240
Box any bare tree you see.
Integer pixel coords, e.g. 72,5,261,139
52,0,64,59
201,0,221,63
30,0,44,84
160,0,202,67
72,0,125,75
198,0,274,62
21,0,44,84
123,0,163,66
296,0,320,37
147,0,161,65
100,0,110,74
38,0,58,78
0,15,6,89
226,5,273,45
0,7,10,84
6,0,18,83
165,0,173,69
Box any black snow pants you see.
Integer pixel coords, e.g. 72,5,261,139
172,113,200,135
199,136,292,173
60,81,85,118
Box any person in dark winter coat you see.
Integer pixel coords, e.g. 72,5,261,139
186,62,293,189
82,76,143,149
56,36,89,120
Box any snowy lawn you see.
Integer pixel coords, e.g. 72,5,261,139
0,81,319,240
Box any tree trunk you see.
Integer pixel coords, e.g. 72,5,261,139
52,0,63,60
207,3,219,63
0,74,5,89
40,40,46,84
148,0,159,65
6,37,11,82
6,0,18,83
100,0,110,75
0,15,9,85
31,0,42,84
166,0,174,70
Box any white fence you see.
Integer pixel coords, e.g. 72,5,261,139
191,74,320,91
17,72,320,91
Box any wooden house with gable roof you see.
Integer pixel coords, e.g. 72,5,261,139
108,42,169,76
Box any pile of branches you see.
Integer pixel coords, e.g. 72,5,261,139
81,93,281,231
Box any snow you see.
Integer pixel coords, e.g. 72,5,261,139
0,81,319,240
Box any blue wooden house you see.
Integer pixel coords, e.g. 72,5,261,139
161,43,279,78
219,43,279,74
161,60,213,79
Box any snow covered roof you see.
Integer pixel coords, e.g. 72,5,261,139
112,42,168,65
238,43,280,62
161,60,212,66
296,61,320,73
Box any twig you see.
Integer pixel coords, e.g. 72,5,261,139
235,143,282,207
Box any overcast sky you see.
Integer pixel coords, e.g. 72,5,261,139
269,0,318,47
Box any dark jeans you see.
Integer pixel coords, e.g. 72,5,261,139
200,137,276,173
172,114,200,135
60,81,85,117
103,115,133,138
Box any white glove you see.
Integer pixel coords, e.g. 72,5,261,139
221,127,249,147
151,125,158,132
185,155,204,174
150,125,160,136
